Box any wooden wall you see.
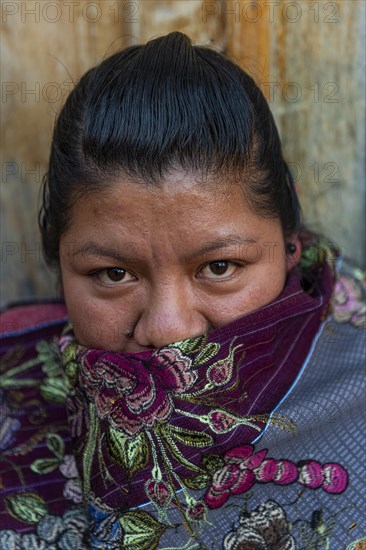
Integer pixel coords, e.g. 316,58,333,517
1,0,365,305
227,0,366,264
1,0,131,304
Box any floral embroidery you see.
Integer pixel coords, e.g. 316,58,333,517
297,459,348,493
61,335,276,528
59,320,350,539
0,339,72,404
145,479,173,509
222,491,360,550
185,444,347,509
88,497,171,550
0,505,88,549
0,255,360,547
77,346,198,435
60,455,83,503
346,539,366,550
27,432,82,505
66,387,90,438
0,389,21,452
332,275,366,328
223,499,295,550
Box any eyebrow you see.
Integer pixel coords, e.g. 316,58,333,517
71,235,258,264
192,235,258,260
72,243,138,264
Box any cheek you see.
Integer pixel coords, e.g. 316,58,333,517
230,259,287,317
202,267,287,329
67,300,133,350
61,278,134,351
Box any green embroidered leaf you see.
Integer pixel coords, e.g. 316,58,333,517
265,413,296,435
0,377,39,388
166,424,213,448
172,335,204,354
120,510,168,550
5,493,48,524
39,377,69,404
61,342,79,386
46,433,64,459
157,425,201,473
36,341,61,376
195,343,220,365
61,342,78,364
183,472,211,490
64,361,78,386
107,427,149,477
36,340,54,357
200,454,225,474
30,458,60,475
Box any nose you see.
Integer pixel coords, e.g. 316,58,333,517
132,286,207,349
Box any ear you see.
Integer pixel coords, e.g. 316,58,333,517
285,235,302,272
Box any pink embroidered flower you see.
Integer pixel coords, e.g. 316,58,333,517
78,347,197,436
254,457,278,482
206,343,242,387
204,446,348,510
204,445,262,508
146,479,172,508
255,457,298,485
332,275,366,328
322,462,348,493
297,460,323,488
186,502,206,521
208,410,241,433
272,459,298,485
298,460,348,493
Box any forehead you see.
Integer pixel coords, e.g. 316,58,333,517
72,172,246,223
63,172,282,257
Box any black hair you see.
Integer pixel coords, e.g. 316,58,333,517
39,31,301,268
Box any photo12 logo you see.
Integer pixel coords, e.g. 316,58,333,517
202,2,340,24
2,81,74,104
1,1,139,24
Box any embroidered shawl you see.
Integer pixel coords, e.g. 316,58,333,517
0,253,365,549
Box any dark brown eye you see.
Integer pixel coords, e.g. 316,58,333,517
91,267,135,287
208,261,229,275
198,260,241,280
106,268,126,282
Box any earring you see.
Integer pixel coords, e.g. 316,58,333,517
286,243,297,254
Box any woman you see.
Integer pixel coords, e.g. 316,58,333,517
1,32,365,549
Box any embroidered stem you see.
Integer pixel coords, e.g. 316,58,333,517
1,358,40,378
0,456,26,487
0,377,40,388
83,402,98,497
98,432,128,493
155,432,197,539
146,430,164,482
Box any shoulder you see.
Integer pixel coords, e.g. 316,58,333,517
0,301,68,336
313,257,366,370
330,258,366,330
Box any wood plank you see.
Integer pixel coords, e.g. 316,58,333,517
226,0,365,266
1,1,128,305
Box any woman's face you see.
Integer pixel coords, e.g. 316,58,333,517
60,173,301,352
